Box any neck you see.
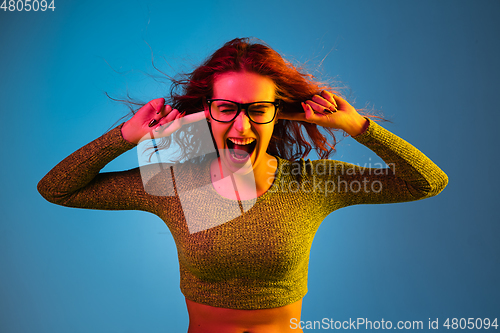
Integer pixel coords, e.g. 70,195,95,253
210,154,277,200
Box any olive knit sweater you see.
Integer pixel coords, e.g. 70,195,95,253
38,119,448,309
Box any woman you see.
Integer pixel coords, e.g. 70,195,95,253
38,38,448,333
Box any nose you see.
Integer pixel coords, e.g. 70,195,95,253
233,109,252,132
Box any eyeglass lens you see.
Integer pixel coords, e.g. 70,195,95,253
210,101,276,124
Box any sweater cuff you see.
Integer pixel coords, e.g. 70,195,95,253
109,123,138,150
351,117,375,141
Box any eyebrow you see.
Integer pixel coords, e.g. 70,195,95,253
217,102,236,107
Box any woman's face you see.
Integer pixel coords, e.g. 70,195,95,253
207,71,277,174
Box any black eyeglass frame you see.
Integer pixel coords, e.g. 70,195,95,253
206,99,281,124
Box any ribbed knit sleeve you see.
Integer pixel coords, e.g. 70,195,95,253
37,124,160,212
353,118,448,197
315,118,448,208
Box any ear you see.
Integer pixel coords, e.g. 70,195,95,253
273,113,280,126
274,101,282,125
202,97,211,122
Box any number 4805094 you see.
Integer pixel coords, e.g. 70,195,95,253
1,0,56,11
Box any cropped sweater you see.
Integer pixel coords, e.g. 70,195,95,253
37,119,448,310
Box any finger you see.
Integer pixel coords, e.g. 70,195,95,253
313,94,337,112
148,119,158,127
305,100,330,113
169,110,206,126
152,113,180,137
166,108,181,122
154,105,173,121
163,112,185,134
302,102,315,121
145,100,167,128
156,109,177,127
320,91,338,108
182,110,209,124
311,94,331,108
143,98,165,114
149,108,171,128
161,104,172,115
154,110,207,135
329,93,352,110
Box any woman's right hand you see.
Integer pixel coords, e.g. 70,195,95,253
121,98,206,144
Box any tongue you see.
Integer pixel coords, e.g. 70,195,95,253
233,143,251,154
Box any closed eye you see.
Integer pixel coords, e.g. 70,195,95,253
216,103,237,112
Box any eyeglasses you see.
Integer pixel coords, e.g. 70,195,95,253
207,99,280,124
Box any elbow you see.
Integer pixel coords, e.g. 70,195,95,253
37,177,65,205
37,178,55,203
425,170,449,198
408,170,449,200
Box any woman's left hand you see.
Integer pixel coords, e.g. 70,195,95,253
279,91,369,137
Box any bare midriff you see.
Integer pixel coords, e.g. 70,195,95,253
185,298,304,333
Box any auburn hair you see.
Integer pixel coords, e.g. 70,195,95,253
122,37,378,162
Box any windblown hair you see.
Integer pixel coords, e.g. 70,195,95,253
122,37,379,162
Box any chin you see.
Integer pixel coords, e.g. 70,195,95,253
219,148,255,176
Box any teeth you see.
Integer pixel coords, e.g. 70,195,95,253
228,137,256,145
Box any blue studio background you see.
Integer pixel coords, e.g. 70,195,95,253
1,0,499,332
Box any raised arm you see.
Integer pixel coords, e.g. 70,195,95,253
341,118,447,204
37,98,187,212
280,91,448,206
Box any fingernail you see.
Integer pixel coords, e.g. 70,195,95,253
148,119,157,127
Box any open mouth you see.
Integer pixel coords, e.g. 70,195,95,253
226,138,257,162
